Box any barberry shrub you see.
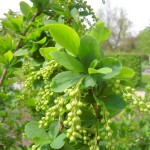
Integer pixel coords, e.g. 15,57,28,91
24,23,150,150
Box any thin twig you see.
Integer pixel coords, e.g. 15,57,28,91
58,116,63,133
16,11,41,50
0,68,7,86
92,103,99,118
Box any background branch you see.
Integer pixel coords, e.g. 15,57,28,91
0,68,7,86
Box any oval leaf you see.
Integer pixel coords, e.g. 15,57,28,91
78,35,100,70
34,37,46,44
40,47,57,60
48,121,59,139
84,75,96,88
52,71,83,92
102,95,126,116
88,21,111,45
50,133,66,149
101,57,122,79
115,67,135,79
4,50,13,64
50,51,85,73
88,67,112,74
43,24,80,56
70,8,79,23
20,1,31,17
25,121,49,139
14,49,28,56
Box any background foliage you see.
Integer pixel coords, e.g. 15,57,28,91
107,53,142,87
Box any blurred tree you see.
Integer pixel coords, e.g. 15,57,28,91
97,0,133,51
136,26,150,54
119,36,137,52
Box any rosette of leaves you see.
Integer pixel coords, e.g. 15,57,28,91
24,22,142,150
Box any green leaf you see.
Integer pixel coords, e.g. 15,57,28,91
0,126,8,135
25,121,49,139
34,37,47,44
48,121,59,139
84,75,96,88
102,95,126,113
20,1,31,17
58,15,65,24
0,56,6,64
100,57,122,79
28,28,42,40
64,143,76,150
70,8,79,23
14,49,28,56
43,24,80,56
50,133,66,149
31,0,51,11
78,35,100,70
89,59,99,68
50,51,85,73
115,67,135,79
0,92,9,99
0,34,14,54
40,47,57,60
4,51,13,64
2,15,23,33
88,67,112,74
30,44,38,53
88,21,111,45
52,71,83,92
50,3,66,14
80,107,97,126
33,136,51,145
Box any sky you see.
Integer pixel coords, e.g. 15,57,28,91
0,0,150,34
87,0,150,34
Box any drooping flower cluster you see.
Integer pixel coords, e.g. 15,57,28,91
23,60,59,91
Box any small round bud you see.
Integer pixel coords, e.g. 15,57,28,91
115,90,121,95
76,125,81,130
97,136,100,140
69,91,75,97
101,118,105,124
104,135,109,140
68,121,72,126
105,126,110,131
83,136,87,140
116,80,120,83
83,130,87,134
108,132,112,137
72,101,78,106
143,108,148,112
66,104,72,110
147,105,150,109
70,136,75,142
68,112,73,117
78,101,83,107
66,132,70,138
133,101,138,105
67,128,73,133
77,109,82,115
108,119,112,124
114,83,119,88
125,86,131,91
127,93,132,99
63,120,68,126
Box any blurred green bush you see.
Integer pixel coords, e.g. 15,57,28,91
108,53,141,87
